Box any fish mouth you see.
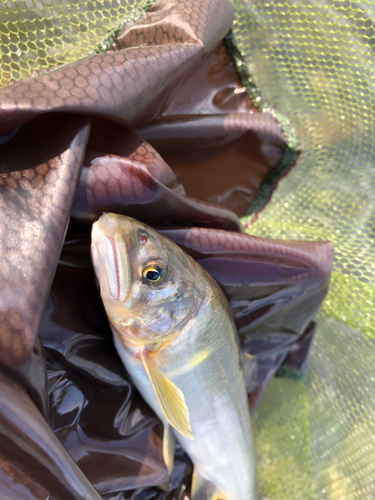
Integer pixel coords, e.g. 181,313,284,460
91,213,132,303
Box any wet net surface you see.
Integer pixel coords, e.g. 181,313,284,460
232,1,375,498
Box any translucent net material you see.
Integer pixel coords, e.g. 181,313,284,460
0,0,151,87
232,1,375,498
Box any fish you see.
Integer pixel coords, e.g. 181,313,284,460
91,213,256,500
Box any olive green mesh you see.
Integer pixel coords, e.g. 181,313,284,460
0,0,152,87
232,1,375,498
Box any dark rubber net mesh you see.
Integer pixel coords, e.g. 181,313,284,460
0,1,374,499
232,1,375,498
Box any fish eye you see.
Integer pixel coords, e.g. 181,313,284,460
142,265,165,284
146,269,160,281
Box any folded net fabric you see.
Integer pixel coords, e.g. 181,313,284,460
0,0,373,499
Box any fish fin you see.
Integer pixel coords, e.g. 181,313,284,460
241,351,258,392
191,470,228,500
141,353,193,440
163,422,176,474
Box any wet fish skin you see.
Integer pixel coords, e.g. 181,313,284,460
91,213,256,500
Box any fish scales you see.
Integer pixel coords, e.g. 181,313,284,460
91,213,256,500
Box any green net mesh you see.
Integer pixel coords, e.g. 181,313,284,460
1,0,375,498
0,0,151,87
232,1,375,498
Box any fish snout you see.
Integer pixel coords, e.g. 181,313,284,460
91,214,132,303
93,212,124,238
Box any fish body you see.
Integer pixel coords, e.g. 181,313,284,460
91,213,256,500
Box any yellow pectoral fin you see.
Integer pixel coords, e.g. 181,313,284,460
141,353,193,440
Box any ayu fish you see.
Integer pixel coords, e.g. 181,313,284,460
91,213,256,500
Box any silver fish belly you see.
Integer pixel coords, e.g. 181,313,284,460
91,214,256,500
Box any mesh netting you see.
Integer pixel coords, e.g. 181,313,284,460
232,1,375,498
0,0,151,87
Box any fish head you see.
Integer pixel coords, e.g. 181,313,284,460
91,213,203,350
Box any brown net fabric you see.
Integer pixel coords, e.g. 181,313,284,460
0,0,333,499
